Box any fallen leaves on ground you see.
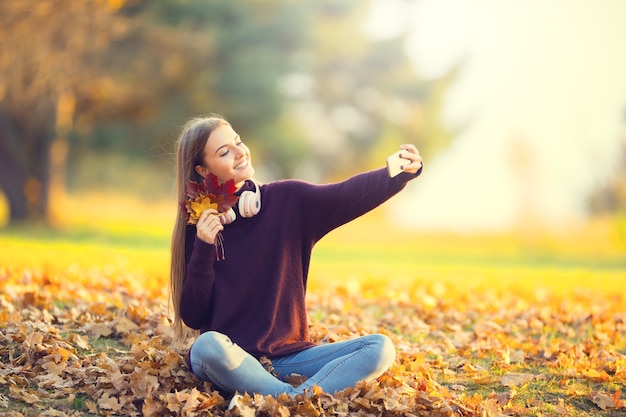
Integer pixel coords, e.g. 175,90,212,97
1,265,625,416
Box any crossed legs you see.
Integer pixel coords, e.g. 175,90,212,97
189,331,395,397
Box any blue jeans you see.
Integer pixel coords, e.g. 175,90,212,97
189,331,396,396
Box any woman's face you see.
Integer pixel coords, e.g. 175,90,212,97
196,123,255,188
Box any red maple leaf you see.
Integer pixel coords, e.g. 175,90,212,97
203,174,240,213
182,174,240,224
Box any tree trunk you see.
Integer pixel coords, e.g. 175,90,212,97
0,113,28,222
0,109,54,225
32,129,53,222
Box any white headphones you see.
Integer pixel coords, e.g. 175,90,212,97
222,180,261,224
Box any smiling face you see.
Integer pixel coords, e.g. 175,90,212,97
195,123,255,188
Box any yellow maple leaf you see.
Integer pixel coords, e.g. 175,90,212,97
188,196,218,224
584,369,610,382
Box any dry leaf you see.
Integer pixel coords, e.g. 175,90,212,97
98,392,123,412
67,333,91,350
584,368,610,382
2,263,625,417
590,390,623,410
490,389,514,407
500,372,536,387
294,400,321,417
87,322,113,339
130,366,159,398
115,317,138,334
285,373,309,387
142,396,165,417
9,385,40,405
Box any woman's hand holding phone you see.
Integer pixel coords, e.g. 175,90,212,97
386,144,423,177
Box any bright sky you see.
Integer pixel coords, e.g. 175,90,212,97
367,0,626,232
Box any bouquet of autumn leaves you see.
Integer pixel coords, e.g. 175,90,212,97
182,173,239,260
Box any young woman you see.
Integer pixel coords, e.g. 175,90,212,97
170,114,423,399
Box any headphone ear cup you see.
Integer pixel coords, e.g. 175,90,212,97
239,191,248,218
238,183,261,218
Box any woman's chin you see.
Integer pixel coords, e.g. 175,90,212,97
234,167,255,186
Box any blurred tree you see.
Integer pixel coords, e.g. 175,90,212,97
0,0,455,225
0,0,129,223
587,139,626,215
130,0,312,175
77,0,455,183
278,0,456,181
0,0,309,223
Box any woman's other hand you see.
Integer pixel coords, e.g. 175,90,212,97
399,144,423,174
196,209,225,244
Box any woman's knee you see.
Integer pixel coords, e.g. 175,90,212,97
366,333,396,373
191,331,248,371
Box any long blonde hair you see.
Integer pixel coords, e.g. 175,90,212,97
170,114,229,345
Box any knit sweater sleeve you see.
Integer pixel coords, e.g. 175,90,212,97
180,224,217,329
299,167,421,241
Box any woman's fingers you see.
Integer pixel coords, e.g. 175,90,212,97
197,209,224,244
399,144,423,173
197,208,217,222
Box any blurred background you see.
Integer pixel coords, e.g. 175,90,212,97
1,0,625,279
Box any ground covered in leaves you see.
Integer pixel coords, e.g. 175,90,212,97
1,263,625,417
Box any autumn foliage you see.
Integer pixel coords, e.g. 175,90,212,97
1,253,625,416
183,175,239,225
1,205,625,416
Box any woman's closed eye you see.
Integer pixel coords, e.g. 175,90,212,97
219,142,243,157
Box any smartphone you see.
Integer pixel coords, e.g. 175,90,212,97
386,150,409,178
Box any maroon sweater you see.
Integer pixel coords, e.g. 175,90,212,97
181,167,420,359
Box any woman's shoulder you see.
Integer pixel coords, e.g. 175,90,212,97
260,178,316,193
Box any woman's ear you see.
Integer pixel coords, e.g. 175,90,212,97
195,165,209,178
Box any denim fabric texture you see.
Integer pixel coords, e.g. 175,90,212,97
189,331,396,396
